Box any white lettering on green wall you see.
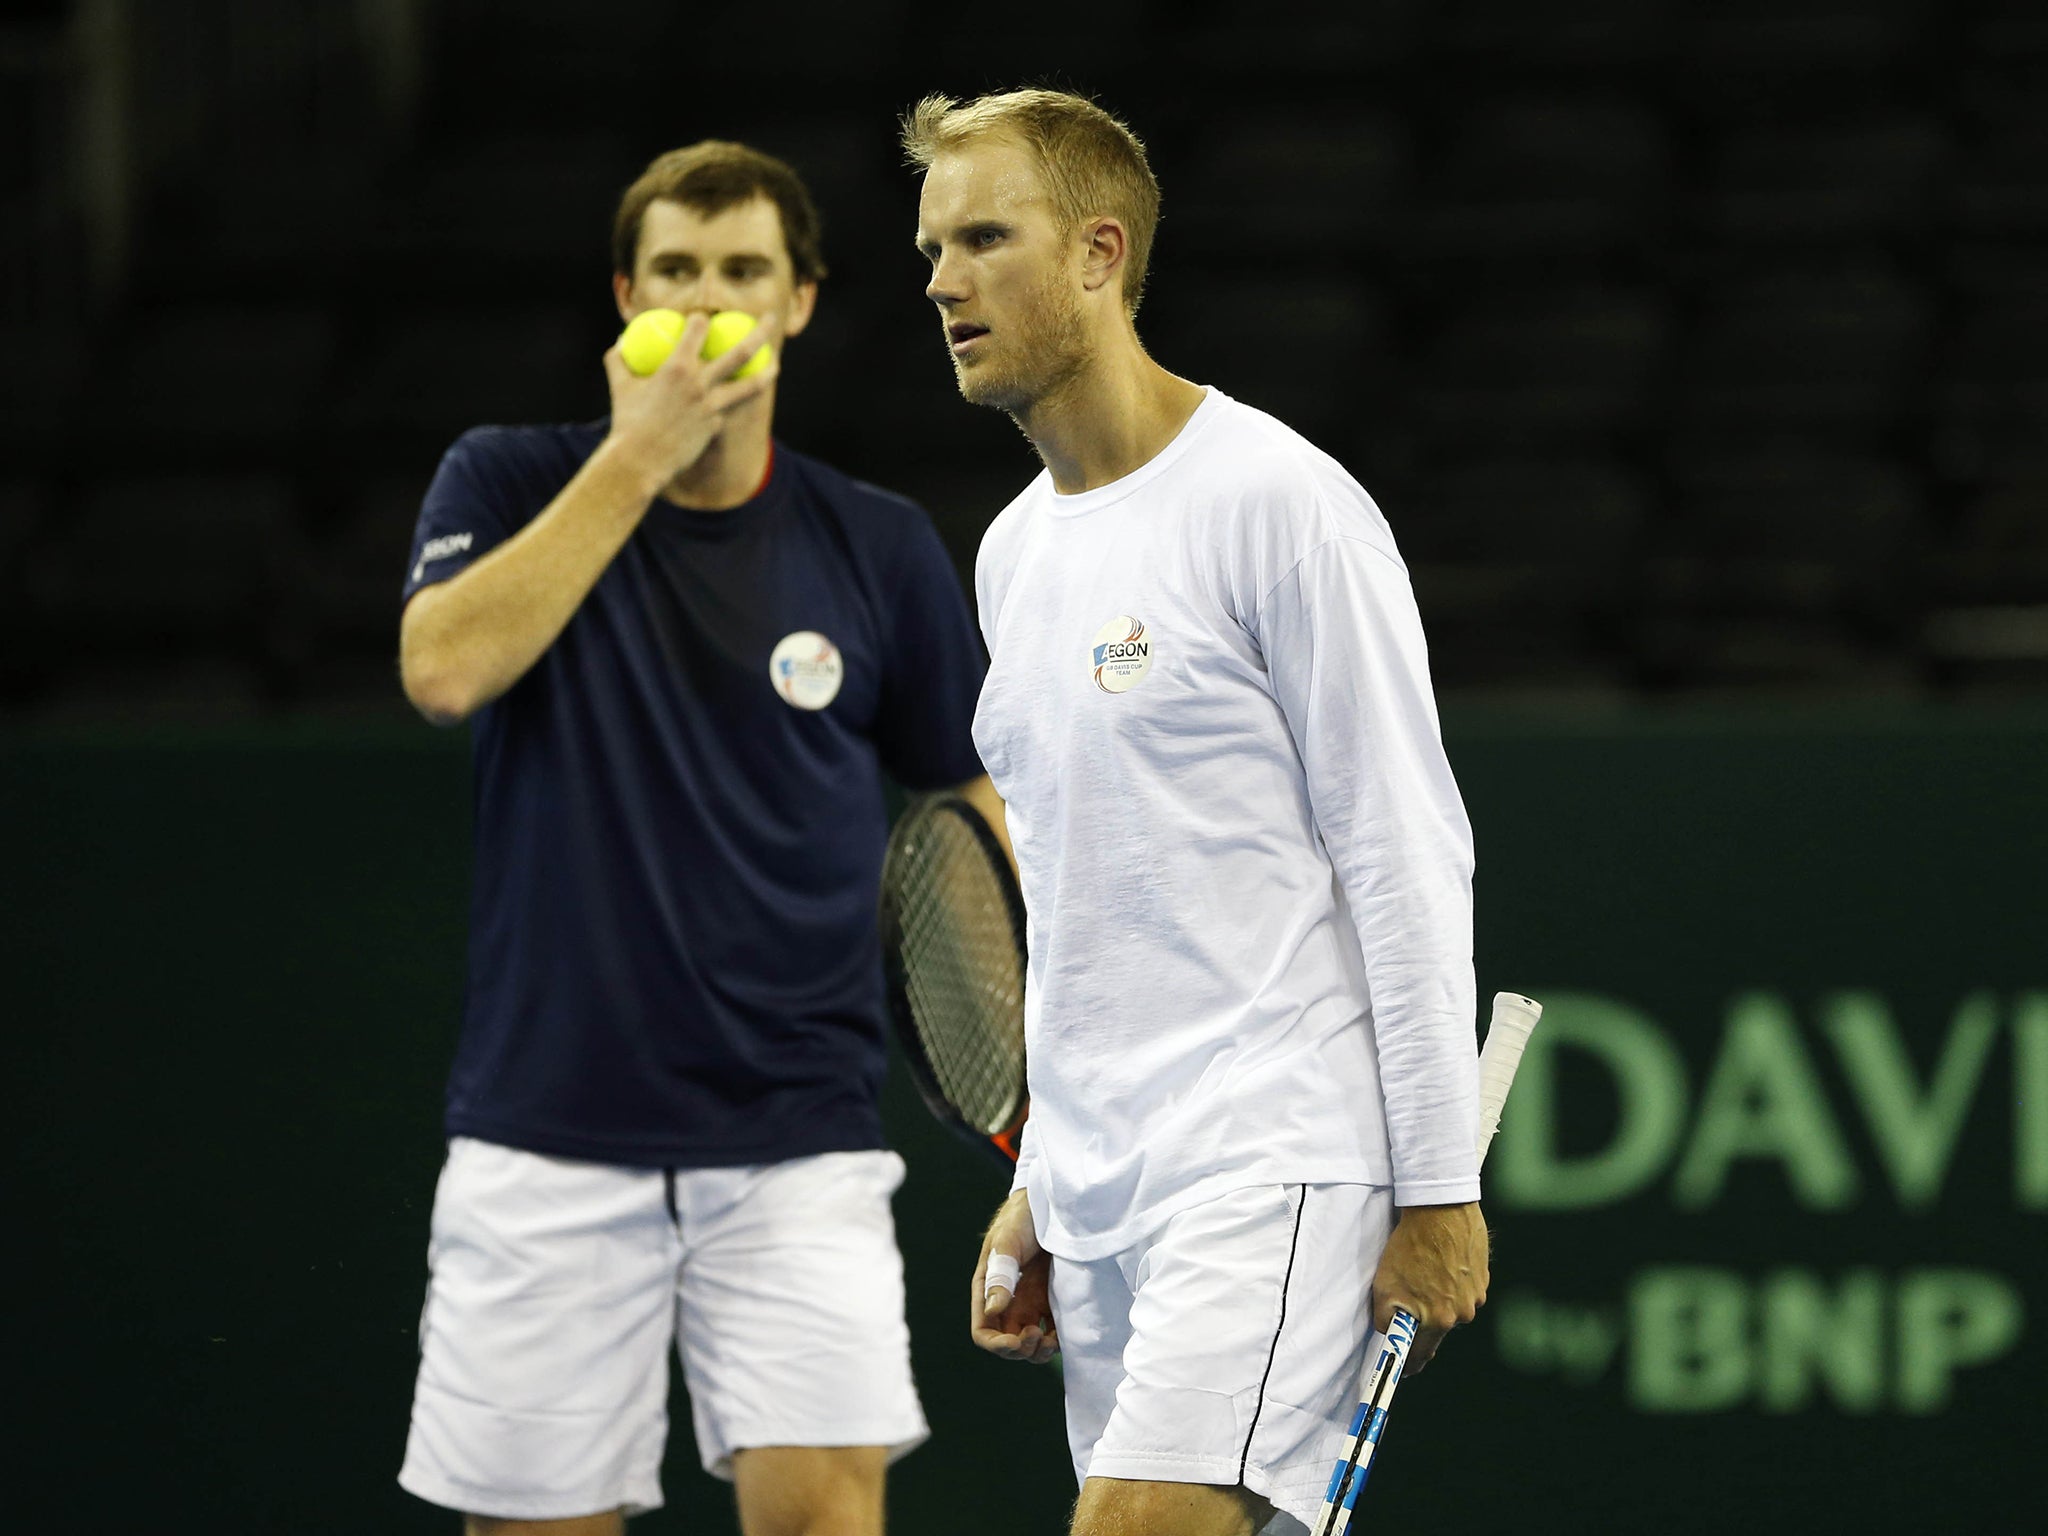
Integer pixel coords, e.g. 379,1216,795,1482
1672,994,1859,1209
1493,993,1688,1210
1492,990,2041,1213
1493,1292,1622,1384
1824,991,2000,1211
2019,993,2048,1210
1612,1268,2024,1415
1895,1271,2025,1414
1629,1267,1749,1411
1759,1269,1886,1413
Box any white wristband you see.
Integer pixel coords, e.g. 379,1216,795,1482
984,1253,1023,1304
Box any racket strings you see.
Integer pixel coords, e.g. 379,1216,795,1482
889,808,1025,1134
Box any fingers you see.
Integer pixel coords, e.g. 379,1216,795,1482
614,313,775,407
1370,1285,1411,1337
983,1250,1023,1315
1405,1324,1446,1376
972,1328,1031,1358
970,1236,997,1334
705,358,779,414
983,1286,1016,1329
1375,1295,1467,1336
658,312,777,400
971,1193,1056,1362
977,1298,1058,1361
971,1315,1060,1363
660,311,712,369
973,1253,1027,1343
1371,1285,1453,1377
697,315,768,382
970,1234,1023,1334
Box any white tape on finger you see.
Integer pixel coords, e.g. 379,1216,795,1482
984,1253,1022,1305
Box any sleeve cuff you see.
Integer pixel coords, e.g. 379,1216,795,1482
1393,1175,1482,1207
1008,1125,1036,1196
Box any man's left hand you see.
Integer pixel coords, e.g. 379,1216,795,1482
1369,1201,1489,1375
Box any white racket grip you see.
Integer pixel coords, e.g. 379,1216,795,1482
1476,992,1543,1163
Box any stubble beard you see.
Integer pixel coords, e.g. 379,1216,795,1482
953,273,1090,420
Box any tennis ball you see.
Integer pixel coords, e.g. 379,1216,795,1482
616,308,774,379
701,310,774,380
618,308,686,376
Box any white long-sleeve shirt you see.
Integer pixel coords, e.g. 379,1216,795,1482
973,388,1480,1261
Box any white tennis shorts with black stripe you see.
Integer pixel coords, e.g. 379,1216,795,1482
1052,1183,1395,1534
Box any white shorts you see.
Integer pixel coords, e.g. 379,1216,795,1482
1052,1183,1394,1535
398,1138,929,1522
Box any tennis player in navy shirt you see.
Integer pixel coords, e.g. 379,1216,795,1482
395,141,996,1536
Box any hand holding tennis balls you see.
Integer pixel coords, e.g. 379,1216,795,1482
618,308,773,380
604,307,778,488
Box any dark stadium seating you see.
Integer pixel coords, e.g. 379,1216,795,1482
2,0,2044,715
25,476,301,639
329,307,605,447
85,307,338,458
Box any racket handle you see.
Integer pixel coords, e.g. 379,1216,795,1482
1313,992,1544,1536
1310,1307,1418,1536
1476,991,1542,1162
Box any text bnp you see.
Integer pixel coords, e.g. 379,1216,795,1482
1497,1270,2023,1415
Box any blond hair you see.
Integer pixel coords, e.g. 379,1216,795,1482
901,89,1161,316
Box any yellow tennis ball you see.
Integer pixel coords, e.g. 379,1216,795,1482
618,308,685,375
617,308,774,379
702,310,774,379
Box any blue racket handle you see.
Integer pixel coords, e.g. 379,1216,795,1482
1310,1308,1417,1536
1308,993,1544,1536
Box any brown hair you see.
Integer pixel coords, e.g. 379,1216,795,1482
900,89,1161,316
612,140,828,283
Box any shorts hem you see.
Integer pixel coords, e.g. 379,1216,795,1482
396,1464,663,1521
703,1419,931,1481
1083,1451,1246,1487
1240,1462,1327,1532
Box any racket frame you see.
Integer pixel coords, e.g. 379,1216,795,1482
877,793,1030,1166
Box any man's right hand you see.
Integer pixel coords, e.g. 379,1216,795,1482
602,312,779,488
971,1190,1057,1363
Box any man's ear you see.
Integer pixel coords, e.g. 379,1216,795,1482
612,271,636,325
784,279,820,339
1078,217,1128,297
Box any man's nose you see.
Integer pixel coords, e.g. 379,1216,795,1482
672,274,721,314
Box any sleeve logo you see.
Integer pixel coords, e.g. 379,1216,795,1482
411,531,474,582
769,630,844,710
1090,615,1153,694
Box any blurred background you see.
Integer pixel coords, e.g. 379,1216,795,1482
3,0,2042,1531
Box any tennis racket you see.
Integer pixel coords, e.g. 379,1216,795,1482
877,792,1028,1166
1308,990,1544,1536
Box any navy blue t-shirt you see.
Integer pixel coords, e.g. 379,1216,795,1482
403,423,986,1167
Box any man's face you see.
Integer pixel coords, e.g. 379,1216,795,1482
615,194,815,350
916,139,1088,414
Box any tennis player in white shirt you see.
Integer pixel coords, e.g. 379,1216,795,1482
904,90,1491,1536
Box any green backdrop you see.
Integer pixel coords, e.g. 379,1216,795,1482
5,708,2041,1533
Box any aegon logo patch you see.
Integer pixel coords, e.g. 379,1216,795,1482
1091,615,1153,694
769,630,844,710
412,531,474,582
